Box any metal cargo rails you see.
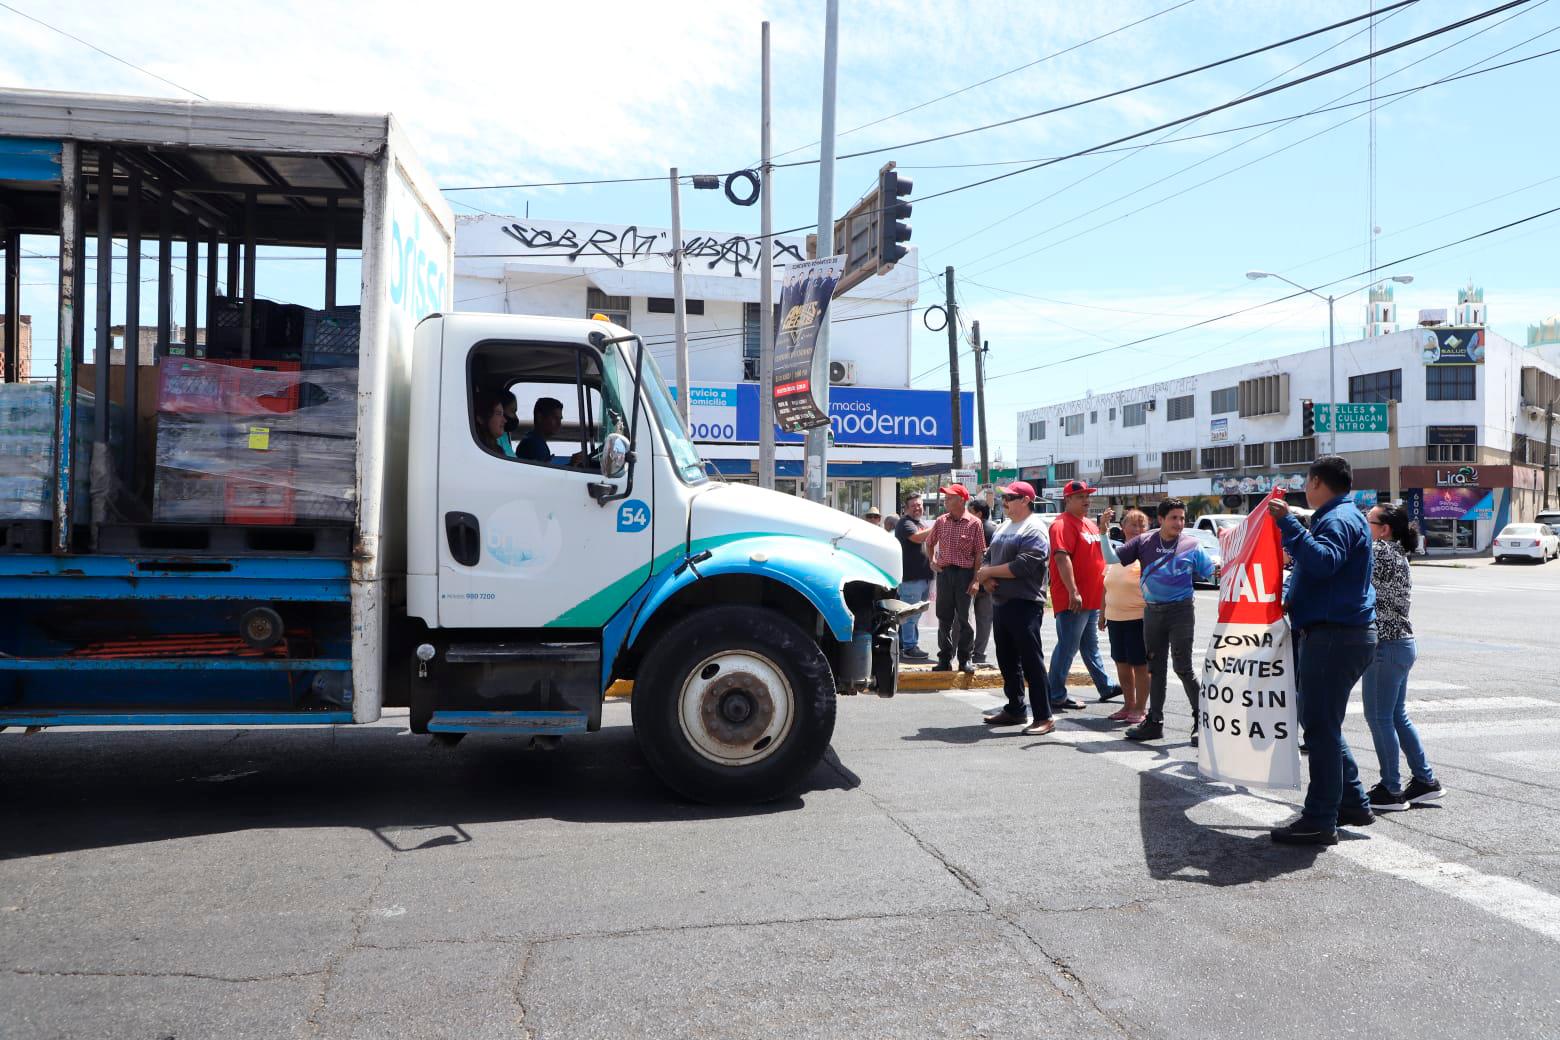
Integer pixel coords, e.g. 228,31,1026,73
0,89,453,728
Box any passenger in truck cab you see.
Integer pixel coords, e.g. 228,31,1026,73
474,390,518,459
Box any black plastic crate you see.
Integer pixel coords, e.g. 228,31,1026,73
208,297,307,360
302,307,361,368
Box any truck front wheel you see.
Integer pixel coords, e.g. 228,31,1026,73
632,605,836,803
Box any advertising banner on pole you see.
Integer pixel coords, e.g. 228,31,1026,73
1199,491,1301,790
772,255,844,433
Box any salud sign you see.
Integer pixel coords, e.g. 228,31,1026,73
1312,402,1388,433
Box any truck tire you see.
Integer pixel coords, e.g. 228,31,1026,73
632,605,836,804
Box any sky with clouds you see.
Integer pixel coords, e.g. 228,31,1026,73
5,0,1559,460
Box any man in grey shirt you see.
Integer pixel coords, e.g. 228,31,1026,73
973,482,1054,735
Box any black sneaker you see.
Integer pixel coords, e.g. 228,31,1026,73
1403,777,1444,805
959,660,976,674
901,647,930,661
931,660,952,673
1337,805,1376,827
1125,718,1164,742
1368,783,1409,812
1299,741,1310,756
1271,820,1338,846
1189,726,1199,749
1099,683,1123,703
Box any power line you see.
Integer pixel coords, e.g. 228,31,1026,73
911,0,1532,208
979,203,1560,385
789,0,1420,168
954,3,1554,279
767,0,1201,163
0,1,208,100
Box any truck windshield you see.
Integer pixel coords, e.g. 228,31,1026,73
604,341,707,485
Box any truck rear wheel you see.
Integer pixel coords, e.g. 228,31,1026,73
632,605,836,804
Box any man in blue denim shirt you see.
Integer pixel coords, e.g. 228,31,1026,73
1267,455,1378,846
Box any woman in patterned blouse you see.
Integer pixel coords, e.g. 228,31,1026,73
1361,502,1444,811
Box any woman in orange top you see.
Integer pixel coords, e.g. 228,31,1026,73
1100,509,1150,724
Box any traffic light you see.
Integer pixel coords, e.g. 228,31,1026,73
878,163,912,271
1301,399,1315,438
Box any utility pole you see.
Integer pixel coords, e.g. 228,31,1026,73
944,266,963,471
1387,398,1401,504
1545,398,1556,510
669,167,690,423
804,0,839,505
971,320,989,487
757,20,776,490
1326,293,1337,456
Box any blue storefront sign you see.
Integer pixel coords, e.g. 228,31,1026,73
684,383,973,449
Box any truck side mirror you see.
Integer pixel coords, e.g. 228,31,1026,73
601,432,630,479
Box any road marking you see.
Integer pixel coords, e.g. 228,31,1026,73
1346,695,1546,715
938,690,1560,946
1411,718,1560,741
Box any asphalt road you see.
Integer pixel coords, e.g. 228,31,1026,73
2,557,1558,1039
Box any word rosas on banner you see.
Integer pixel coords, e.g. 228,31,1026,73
1198,490,1301,790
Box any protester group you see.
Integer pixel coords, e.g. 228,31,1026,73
881,456,1444,848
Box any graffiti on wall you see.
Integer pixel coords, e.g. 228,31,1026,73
498,223,805,276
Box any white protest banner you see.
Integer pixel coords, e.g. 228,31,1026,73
1198,490,1301,789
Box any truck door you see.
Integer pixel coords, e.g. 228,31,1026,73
436,336,651,629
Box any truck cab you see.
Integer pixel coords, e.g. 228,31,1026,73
403,313,916,801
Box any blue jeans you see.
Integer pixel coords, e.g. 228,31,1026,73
1298,625,1377,829
1048,607,1114,704
898,579,930,651
1361,638,1435,791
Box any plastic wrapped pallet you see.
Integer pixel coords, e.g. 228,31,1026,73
0,384,118,522
151,358,358,526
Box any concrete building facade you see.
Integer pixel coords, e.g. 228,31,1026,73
1017,296,1560,555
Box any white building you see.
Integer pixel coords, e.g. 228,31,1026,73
1017,292,1560,555
455,215,965,516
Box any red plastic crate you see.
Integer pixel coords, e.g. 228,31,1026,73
223,473,295,525
221,360,301,416
156,359,228,415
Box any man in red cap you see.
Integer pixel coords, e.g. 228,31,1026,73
1046,479,1121,710
907,483,987,672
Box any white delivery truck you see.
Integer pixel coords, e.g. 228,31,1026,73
0,90,918,802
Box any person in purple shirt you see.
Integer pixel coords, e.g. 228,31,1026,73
1100,499,1216,745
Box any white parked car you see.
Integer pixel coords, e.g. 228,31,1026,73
1195,514,1244,535
1493,523,1559,564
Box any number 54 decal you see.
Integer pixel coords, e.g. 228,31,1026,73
617,499,651,533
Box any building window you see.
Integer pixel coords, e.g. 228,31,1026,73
586,288,631,329
1167,394,1195,421
1108,407,1116,421
1053,461,1078,480
1090,411,1097,424
1238,374,1289,417
1102,455,1135,478
1349,368,1402,404
1244,442,1267,469
1063,413,1084,436
648,297,705,315
1426,365,1476,401
1028,420,1046,441
1210,386,1239,414
1201,445,1237,471
1123,402,1149,427
1427,426,1477,463
1272,436,1316,466
742,302,779,380
1161,449,1193,474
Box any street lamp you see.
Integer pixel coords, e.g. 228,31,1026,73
1245,270,1413,455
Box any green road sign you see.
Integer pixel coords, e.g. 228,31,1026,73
1313,402,1389,433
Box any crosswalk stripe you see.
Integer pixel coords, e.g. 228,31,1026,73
929,696,1560,946
1409,718,1560,741
1346,695,1548,715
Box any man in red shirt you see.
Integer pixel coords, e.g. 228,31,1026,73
1047,480,1121,710
908,483,987,673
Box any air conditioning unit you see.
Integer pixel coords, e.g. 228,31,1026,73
1144,398,1156,411
829,360,857,385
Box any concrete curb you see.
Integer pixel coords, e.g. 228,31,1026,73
605,668,1096,699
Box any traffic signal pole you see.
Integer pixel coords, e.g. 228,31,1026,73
945,266,963,471
804,0,839,505
757,21,776,490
